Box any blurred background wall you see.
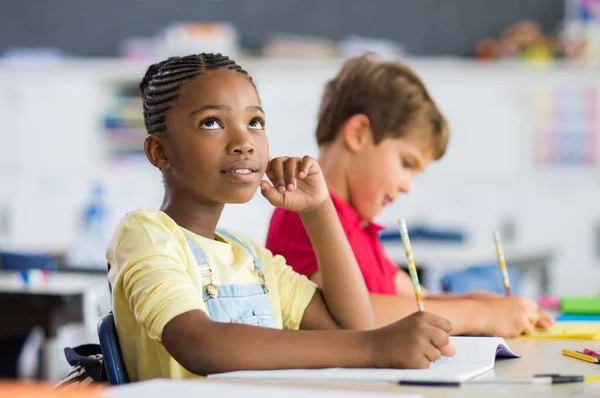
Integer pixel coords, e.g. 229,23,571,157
0,0,564,57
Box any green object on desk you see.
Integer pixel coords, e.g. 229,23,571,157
561,297,600,315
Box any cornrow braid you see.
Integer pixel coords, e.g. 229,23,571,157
139,53,253,134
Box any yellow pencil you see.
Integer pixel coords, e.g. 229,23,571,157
585,376,600,382
562,349,600,364
398,218,424,311
493,230,512,296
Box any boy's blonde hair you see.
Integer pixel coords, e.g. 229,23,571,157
315,55,449,159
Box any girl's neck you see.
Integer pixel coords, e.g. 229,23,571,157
160,190,224,240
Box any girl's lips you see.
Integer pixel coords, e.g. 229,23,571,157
220,170,258,183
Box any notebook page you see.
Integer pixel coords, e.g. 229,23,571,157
434,336,519,366
208,337,519,383
208,364,494,383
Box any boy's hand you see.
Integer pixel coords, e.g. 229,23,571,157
536,308,554,329
480,296,552,337
260,156,329,214
368,312,455,369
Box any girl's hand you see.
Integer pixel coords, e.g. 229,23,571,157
260,156,329,214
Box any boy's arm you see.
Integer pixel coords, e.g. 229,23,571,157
311,270,485,334
296,198,374,330
369,293,487,334
394,269,429,296
392,270,553,332
370,292,550,337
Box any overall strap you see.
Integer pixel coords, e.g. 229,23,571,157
216,228,264,271
184,236,208,265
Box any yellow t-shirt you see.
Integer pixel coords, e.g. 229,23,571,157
106,209,318,381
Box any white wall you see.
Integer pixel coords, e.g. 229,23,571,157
0,58,598,295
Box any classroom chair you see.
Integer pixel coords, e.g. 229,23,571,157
97,313,129,385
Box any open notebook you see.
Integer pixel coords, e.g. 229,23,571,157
208,336,519,383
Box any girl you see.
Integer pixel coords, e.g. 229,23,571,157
106,53,454,381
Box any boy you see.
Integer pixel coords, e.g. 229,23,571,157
266,55,552,337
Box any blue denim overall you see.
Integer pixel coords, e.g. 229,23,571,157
184,229,276,327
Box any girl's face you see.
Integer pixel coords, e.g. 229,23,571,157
146,69,269,206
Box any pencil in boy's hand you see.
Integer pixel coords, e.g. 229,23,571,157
398,218,424,311
493,230,511,296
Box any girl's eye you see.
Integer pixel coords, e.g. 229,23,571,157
248,118,265,130
199,118,221,130
402,159,414,169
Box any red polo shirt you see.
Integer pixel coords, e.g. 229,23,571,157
266,192,398,295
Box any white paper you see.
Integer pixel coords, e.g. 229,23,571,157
208,336,519,383
433,336,519,366
106,379,422,398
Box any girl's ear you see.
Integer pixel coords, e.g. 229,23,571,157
144,134,172,170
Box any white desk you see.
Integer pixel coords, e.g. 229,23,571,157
108,339,600,397
0,272,109,380
383,242,555,295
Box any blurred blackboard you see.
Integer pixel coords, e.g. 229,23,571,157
0,0,563,57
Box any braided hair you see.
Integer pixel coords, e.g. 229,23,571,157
139,53,253,134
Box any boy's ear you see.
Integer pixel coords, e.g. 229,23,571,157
342,114,372,153
144,134,172,170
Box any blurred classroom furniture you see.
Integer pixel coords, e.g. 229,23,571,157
383,241,555,296
0,272,109,380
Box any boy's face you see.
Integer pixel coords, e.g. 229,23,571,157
147,70,269,205
347,126,435,220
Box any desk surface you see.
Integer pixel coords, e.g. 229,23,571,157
383,242,554,270
0,272,107,296
107,339,600,397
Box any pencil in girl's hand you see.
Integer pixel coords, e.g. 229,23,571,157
493,230,511,296
398,218,424,311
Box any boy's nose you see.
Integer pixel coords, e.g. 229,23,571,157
397,178,411,194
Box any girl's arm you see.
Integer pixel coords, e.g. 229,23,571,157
296,197,374,330
261,156,373,330
162,307,453,375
